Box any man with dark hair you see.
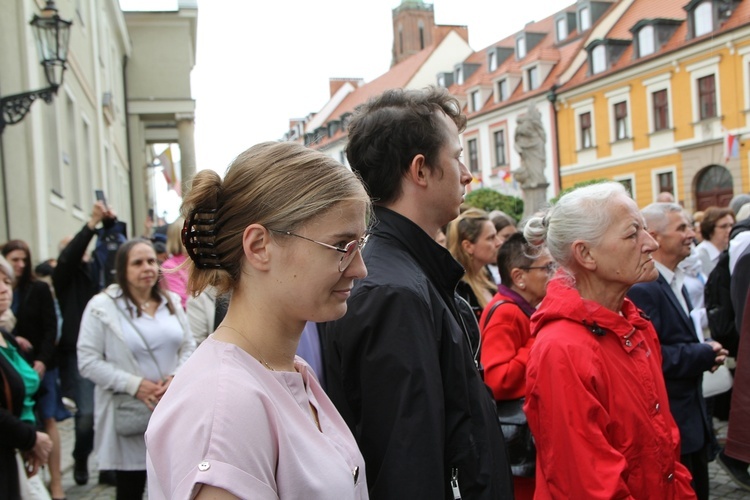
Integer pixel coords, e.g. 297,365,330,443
629,202,728,500
321,87,513,499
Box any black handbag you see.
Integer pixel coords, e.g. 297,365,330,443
483,300,536,478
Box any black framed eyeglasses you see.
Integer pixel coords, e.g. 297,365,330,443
270,230,369,272
520,262,558,275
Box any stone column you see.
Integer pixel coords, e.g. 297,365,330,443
176,113,196,193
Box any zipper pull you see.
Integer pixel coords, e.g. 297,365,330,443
451,467,462,500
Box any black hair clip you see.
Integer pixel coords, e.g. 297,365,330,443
582,320,606,336
182,208,223,269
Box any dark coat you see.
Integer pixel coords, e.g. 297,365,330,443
725,290,750,462
52,224,99,353
320,207,512,500
731,244,750,332
628,273,716,454
0,330,39,500
12,281,56,369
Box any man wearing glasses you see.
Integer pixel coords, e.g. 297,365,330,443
320,87,513,499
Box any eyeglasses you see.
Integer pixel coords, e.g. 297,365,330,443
520,262,558,275
270,230,369,272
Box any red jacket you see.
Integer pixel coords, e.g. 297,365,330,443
480,289,534,400
525,277,695,499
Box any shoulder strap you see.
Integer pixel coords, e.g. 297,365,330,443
108,295,165,381
481,300,509,331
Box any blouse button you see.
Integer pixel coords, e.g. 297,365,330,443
198,461,210,472
667,473,674,481
655,403,660,412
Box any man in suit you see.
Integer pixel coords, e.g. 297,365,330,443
629,202,728,500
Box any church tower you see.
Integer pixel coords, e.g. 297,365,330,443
391,1,435,66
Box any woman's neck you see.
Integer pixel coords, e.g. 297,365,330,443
215,290,304,372
575,272,628,313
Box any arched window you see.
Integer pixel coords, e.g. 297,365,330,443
696,165,734,210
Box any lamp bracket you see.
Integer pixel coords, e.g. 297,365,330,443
0,86,57,133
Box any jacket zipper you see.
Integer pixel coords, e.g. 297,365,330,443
451,467,462,500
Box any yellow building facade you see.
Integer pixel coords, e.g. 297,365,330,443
556,0,750,212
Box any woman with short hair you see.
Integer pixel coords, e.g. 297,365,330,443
479,232,554,499
696,206,735,275
522,182,695,498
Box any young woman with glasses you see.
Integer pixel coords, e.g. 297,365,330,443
145,141,371,499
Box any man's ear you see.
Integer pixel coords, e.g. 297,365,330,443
405,154,429,188
242,224,272,272
571,239,596,271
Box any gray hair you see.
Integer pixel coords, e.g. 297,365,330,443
641,202,684,234
524,181,627,268
736,203,750,222
0,255,14,285
730,194,750,216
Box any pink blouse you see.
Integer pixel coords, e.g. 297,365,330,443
145,337,368,499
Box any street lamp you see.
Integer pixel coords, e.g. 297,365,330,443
0,1,72,133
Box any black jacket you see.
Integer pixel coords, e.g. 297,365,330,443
628,275,715,455
321,207,512,500
12,281,56,369
52,224,99,353
0,330,38,500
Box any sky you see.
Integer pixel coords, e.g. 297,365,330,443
121,0,574,200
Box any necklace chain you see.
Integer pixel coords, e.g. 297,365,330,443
218,325,275,371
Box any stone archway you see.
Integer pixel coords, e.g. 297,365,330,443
695,165,733,210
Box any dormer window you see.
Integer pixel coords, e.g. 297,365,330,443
489,51,497,72
591,45,606,74
685,0,740,39
694,1,713,36
638,25,655,56
587,39,631,75
453,63,480,86
580,6,591,31
631,19,681,59
527,67,540,90
517,37,526,59
470,90,482,112
556,17,568,41
498,79,509,101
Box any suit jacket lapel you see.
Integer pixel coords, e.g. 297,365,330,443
656,274,699,339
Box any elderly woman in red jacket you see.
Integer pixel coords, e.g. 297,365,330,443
522,182,695,499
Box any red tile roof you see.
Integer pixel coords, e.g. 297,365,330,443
308,27,457,150
446,3,587,117
560,0,750,92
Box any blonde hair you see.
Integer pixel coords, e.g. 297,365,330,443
166,217,186,256
447,208,497,308
181,141,371,296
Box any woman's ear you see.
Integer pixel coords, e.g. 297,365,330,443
242,224,272,272
571,239,596,271
510,267,526,289
461,238,474,256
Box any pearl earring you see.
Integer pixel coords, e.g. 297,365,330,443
519,283,525,289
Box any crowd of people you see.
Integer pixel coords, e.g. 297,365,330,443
1,86,750,499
